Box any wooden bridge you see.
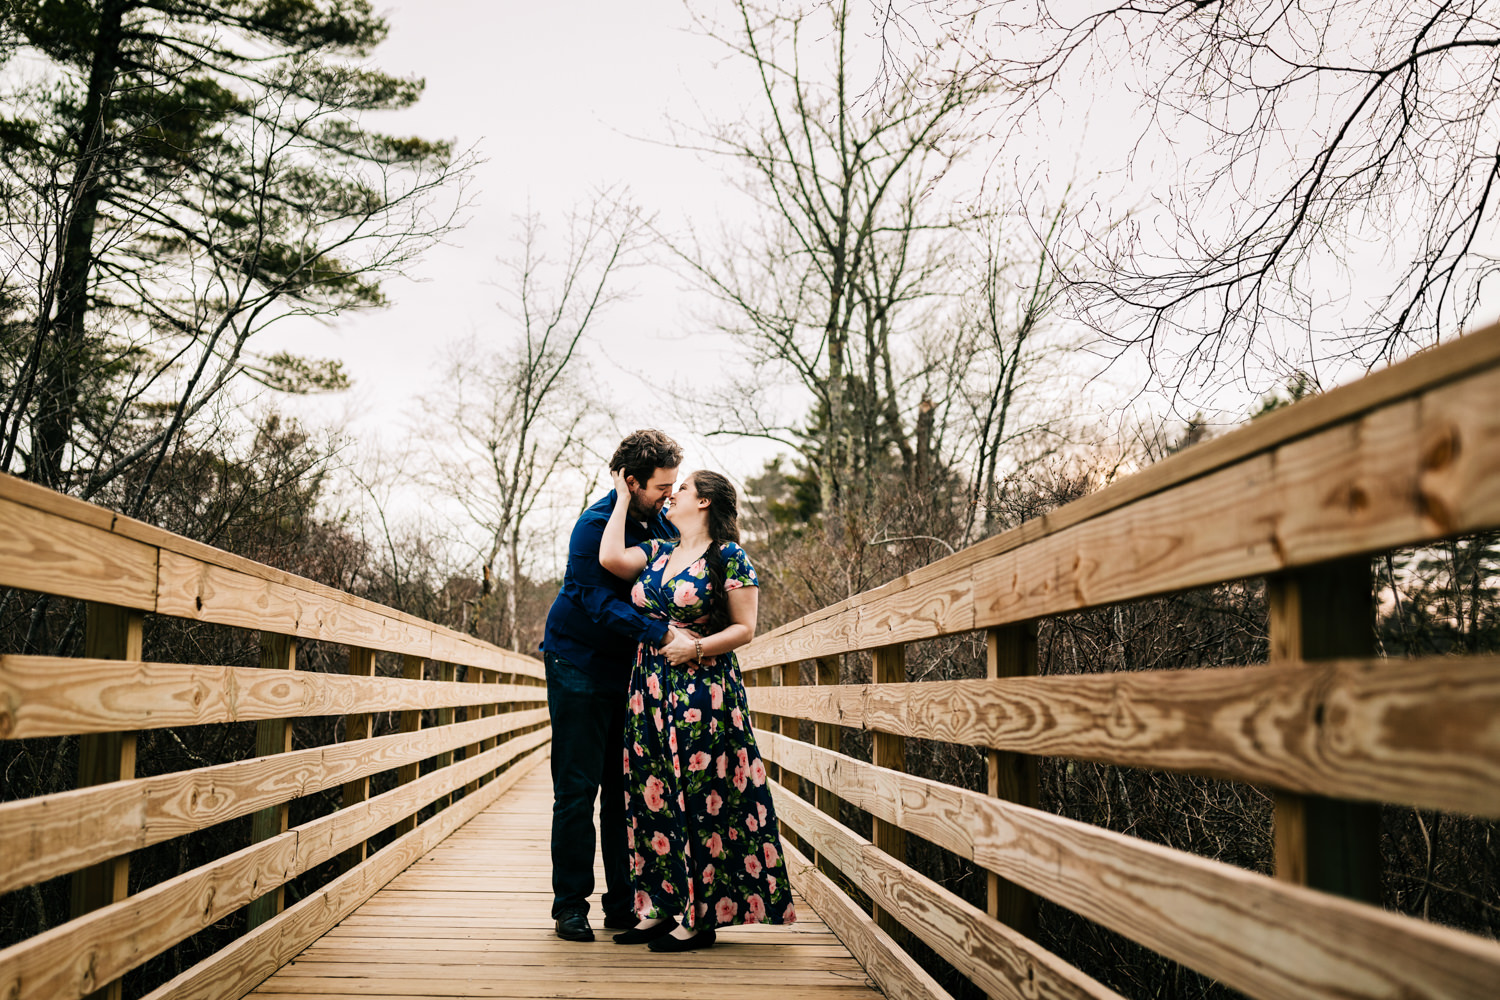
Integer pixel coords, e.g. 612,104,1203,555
2,322,1500,1000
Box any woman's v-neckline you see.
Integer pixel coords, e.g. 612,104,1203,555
659,540,710,583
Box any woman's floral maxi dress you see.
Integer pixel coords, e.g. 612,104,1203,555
623,539,796,931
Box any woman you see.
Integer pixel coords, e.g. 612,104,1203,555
599,469,796,952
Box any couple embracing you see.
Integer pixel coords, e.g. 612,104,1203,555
542,429,796,952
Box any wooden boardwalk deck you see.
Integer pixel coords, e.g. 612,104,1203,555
250,764,885,1000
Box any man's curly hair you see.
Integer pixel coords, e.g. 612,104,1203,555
610,429,682,485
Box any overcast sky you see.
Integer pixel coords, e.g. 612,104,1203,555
260,1,777,488
254,1,1500,570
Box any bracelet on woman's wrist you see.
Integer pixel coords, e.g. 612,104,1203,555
694,637,703,661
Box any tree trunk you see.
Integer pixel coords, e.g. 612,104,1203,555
32,0,128,489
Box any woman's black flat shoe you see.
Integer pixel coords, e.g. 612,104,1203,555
613,918,677,945
647,926,716,952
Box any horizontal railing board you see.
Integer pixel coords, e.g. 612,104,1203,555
772,782,1124,1000
746,656,1500,818
781,840,953,1000
0,655,544,738
142,745,552,1000
743,345,1500,669
155,549,542,679
762,734,1500,1000
0,472,540,680
0,708,549,894
0,493,158,609
0,728,550,1000
742,321,1500,670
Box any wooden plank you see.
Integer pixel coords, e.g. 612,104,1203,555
762,735,1500,1000
68,604,143,1000
154,549,543,680
433,663,456,808
1269,560,1381,900
740,320,1500,675
775,661,801,850
782,840,952,1000
139,746,551,1000
985,625,1037,942
341,648,378,871
0,473,539,679
464,668,484,795
812,656,842,877
249,633,298,929
746,655,1500,818
0,731,552,1000
0,495,158,609
870,644,905,938
0,708,548,895
392,655,424,837
0,655,540,738
742,350,1500,669
773,781,1123,1000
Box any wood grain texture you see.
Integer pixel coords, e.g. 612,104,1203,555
0,708,549,895
773,782,1123,1000
154,760,881,1000
138,746,551,1000
741,329,1500,670
248,634,297,929
0,729,552,1000
0,654,542,738
746,655,1500,818
1268,562,1381,900
0,494,157,609
762,734,1500,1000
782,840,953,1000
0,473,540,680
986,625,1038,942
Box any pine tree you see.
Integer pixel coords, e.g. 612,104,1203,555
0,0,469,503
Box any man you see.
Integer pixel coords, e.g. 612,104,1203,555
541,429,694,941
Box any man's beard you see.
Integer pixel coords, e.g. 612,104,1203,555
627,491,659,520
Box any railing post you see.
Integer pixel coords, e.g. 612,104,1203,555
465,667,485,795
392,654,425,837
871,644,907,937
813,655,842,873
247,633,297,928
340,646,378,871
774,661,800,844
986,624,1039,940
1268,558,1379,901
70,602,143,1000
435,662,457,805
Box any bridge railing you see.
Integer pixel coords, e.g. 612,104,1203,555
740,321,1500,1000
0,476,550,1000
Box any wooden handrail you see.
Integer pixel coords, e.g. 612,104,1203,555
0,471,541,679
0,475,550,1000
738,321,1500,999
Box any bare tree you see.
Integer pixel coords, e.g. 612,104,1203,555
944,203,1071,544
921,0,1500,390
422,194,644,650
668,0,990,544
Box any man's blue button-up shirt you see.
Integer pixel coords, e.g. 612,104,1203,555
542,490,677,679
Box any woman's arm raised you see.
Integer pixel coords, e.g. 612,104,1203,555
599,468,651,580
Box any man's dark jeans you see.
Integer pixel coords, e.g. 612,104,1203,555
545,651,631,920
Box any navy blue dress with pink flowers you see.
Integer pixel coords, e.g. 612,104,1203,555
622,539,796,932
